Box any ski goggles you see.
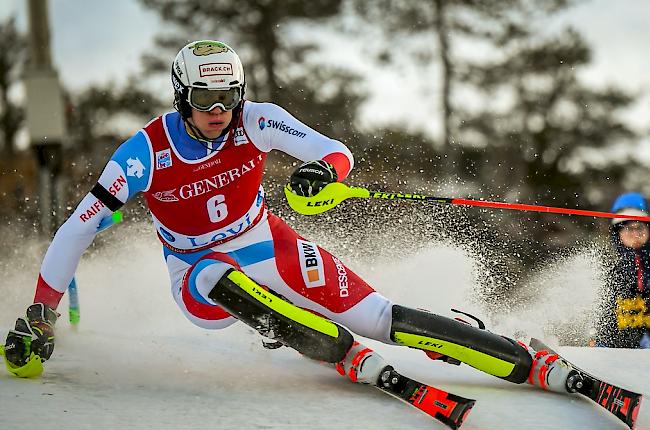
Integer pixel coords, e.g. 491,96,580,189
187,87,241,112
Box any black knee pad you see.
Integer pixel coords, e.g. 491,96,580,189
209,269,353,363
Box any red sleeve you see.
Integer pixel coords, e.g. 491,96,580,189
323,152,352,181
34,274,65,310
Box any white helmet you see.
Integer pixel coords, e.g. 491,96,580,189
171,40,245,118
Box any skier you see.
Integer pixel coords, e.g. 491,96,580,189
4,40,571,393
596,192,650,348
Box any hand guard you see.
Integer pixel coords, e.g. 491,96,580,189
289,160,338,197
4,303,57,367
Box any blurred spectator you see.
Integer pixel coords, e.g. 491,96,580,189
595,192,650,348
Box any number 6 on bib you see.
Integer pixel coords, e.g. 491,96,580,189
206,194,228,222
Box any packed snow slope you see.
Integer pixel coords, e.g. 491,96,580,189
1,224,648,430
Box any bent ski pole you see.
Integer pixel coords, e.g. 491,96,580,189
284,183,650,222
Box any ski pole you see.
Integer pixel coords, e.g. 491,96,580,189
67,210,124,327
284,182,650,222
68,277,80,327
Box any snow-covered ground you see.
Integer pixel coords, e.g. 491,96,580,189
1,225,648,430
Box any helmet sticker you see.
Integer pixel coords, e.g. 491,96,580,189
191,41,230,56
199,63,233,77
174,60,183,77
171,73,184,93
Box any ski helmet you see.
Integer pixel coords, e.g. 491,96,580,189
610,192,648,225
171,40,245,118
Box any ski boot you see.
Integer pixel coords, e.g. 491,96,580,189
519,341,581,393
336,341,390,384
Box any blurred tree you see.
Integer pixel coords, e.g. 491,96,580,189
446,27,641,304
0,16,26,157
349,0,570,178
459,29,639,243
0,17,34,223
348,129,441,188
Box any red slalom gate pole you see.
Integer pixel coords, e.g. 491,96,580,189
366,191,650,222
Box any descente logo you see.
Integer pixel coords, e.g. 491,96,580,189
257,117,307,138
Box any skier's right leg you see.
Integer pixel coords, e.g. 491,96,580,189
207,267,394,385
171,250,356,363
173,251,390,384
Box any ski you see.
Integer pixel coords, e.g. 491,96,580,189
530,338,642,429
375,365,475,429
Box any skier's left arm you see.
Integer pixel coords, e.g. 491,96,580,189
245,103,353,195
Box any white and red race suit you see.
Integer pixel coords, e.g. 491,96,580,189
34,101,394,341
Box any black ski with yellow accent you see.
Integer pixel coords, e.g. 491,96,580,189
530,338,642,429
375,365,475,429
